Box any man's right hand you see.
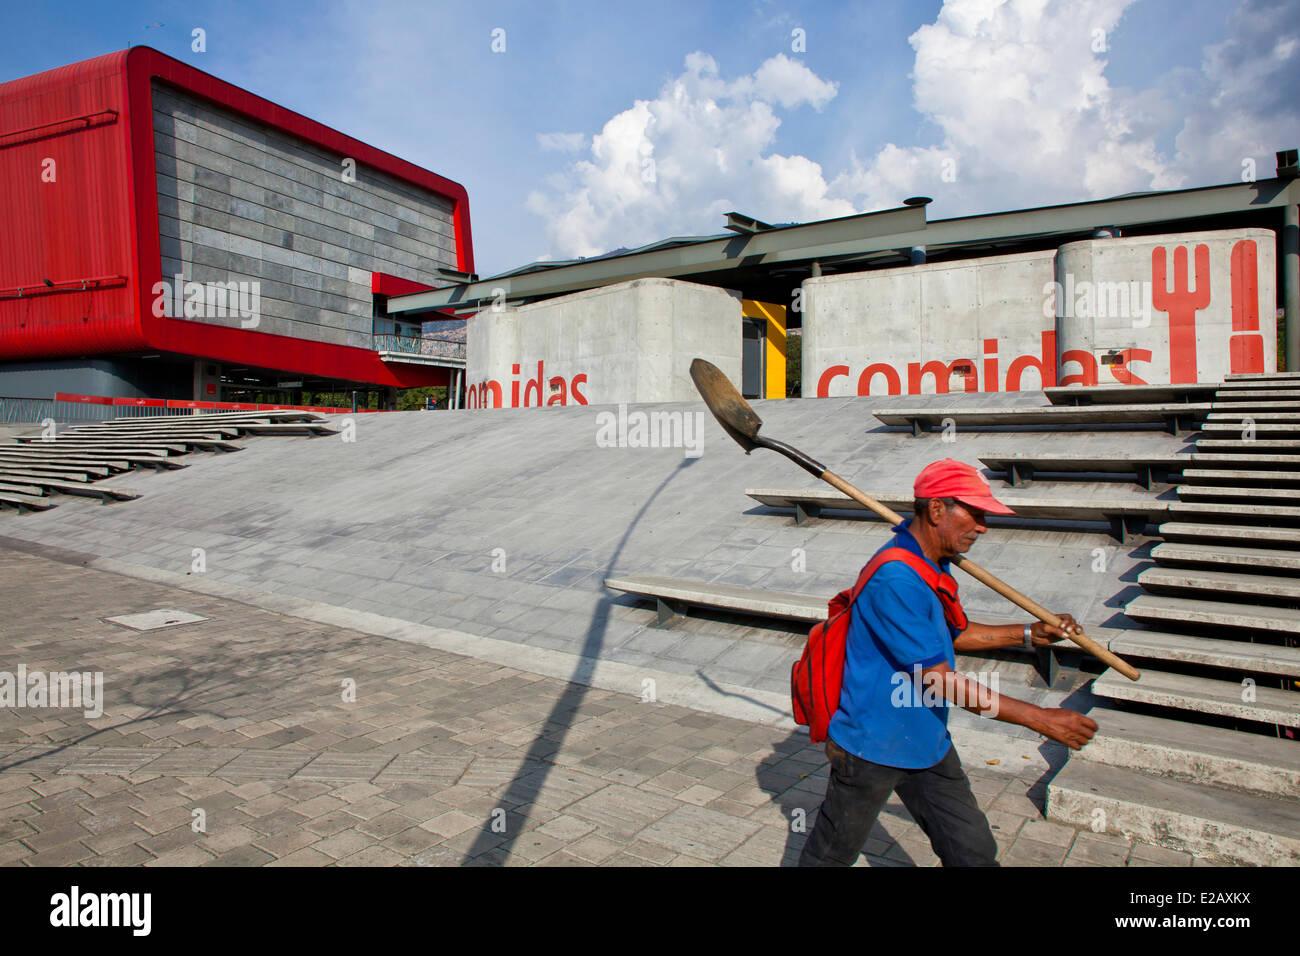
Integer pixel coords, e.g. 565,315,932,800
1032,708,1098,749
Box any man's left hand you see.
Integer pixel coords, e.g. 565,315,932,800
1031,613,1083,646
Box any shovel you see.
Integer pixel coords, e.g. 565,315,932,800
689,358,1141,681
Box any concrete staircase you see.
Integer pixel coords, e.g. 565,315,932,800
0,410,337,513
1034,374,1300,864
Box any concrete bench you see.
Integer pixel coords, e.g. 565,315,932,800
604,573,1066,683
746,487,1166,541
226,422,339,436
0,489,54,513
979,454,1193,489
604,574,826,625
981,453,1300,489
1044,384,1218,405
66,426,243,439
11,439,191,453
875,403,1210,436
1151,542,1300,571
0,446,180,465
0,456,123,475
19,434,240,450
0,463,107,480
0,480,45,497
0,475,138,503
103,411,323,425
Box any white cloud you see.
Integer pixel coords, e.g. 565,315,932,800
537,132,589,152
1172,0,1300,182
829,0,1183,213
527,52,851,258
529,0,1300,263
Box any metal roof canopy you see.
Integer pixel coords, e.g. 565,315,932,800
386,176,1300,317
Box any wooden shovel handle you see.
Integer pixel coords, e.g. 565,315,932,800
822,471,1141,681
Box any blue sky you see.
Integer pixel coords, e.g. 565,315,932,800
5,0,1297,276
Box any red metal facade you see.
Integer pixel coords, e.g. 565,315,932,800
0,48,472,388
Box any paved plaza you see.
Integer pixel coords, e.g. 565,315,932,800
0,542,1197,867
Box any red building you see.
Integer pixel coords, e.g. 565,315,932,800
0,47,472,405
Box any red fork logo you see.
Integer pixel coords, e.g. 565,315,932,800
1152,244,1210,383
1229,240,1263,374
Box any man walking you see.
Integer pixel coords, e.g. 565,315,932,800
798,458,1098,867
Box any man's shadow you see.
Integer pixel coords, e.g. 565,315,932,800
754,730,918,867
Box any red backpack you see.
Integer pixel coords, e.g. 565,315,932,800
792,547,969,743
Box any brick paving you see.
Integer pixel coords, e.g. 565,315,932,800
0,545,1192,867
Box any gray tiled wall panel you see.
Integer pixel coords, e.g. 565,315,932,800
151,81,458,350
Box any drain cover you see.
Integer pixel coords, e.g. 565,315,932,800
103,609,208,631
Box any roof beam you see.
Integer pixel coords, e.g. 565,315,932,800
724,211,773,235
387,204,927,313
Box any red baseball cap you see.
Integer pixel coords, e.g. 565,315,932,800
913,459,1015,515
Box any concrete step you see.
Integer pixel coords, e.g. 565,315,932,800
0,476,138,502
1126,593,1300,636
1092,666,1300,726
1208,410,1300,420
876,403,1210,432
1209,402,1300,413
1046,759,1300,865
1177,484,1296,503
1079,706,1300,796
1109,628,1300,677
1181,469,1300,485
0,481,45,497
1225,371,1300,381
1195,439,1300,453
1200,422,1300,436
1044,384,1218,405
1138,566,1300,603
1166,500,1300,524
1152,541,1300,571
0,490,54,512
1157,522,1300,547
0,466,99,482
1215,388,1300,399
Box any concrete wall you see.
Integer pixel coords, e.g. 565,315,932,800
803,249,1054,397
465,278,741,408
1056,228,1276,385
803,228,1278,395
151,82,458,349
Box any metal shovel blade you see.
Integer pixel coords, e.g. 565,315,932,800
689,358,763,452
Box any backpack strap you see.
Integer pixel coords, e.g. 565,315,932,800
852,547,968,632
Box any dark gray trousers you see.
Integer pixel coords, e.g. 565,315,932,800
797,738,999,867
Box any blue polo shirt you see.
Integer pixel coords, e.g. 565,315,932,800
827,520,960,769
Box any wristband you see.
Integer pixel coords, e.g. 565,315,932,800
1023,624,1033,649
